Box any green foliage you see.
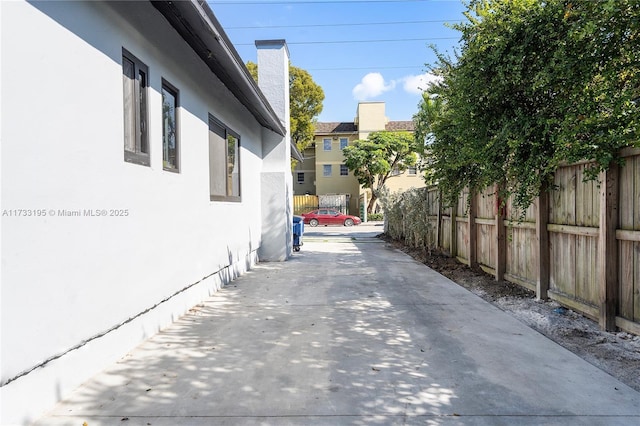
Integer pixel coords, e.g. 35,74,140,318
417,0,640,211
367,213,384,221
246,61,324,157
289,66,324,151
413,92,444,185
343,131,420,213
246,61,258,82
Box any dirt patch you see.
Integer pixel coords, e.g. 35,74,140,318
380,234,640,392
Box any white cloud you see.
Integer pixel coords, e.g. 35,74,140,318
400,73,442,95
352,73,396,100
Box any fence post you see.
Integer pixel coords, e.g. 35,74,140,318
598,164,619,331
536,190,550,301
468,190,478,268
436,189,442,249
449,199,458,258
495,185,506,281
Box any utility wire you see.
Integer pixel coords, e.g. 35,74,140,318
214,0,437,4
308,65,425,70
236,36,457,45
226,19,461,29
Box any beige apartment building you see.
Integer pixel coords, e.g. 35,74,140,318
293,102,425,217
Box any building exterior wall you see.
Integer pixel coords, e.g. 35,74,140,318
314,135,361,215
356,102,387,139
294,147,317,195
1,2,289,424
301,102,424,217
383,169,425,194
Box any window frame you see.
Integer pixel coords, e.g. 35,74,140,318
208,114,241,202
323,164,332,177
161,78,180,173
339,137,348,150
323,138,332,151
122,48,150,166
340,164,349,176
297,172,305,183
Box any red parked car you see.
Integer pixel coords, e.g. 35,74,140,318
301,209,362,227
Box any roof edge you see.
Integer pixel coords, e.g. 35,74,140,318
151,0,286,137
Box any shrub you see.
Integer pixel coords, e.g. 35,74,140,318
379,187,438,253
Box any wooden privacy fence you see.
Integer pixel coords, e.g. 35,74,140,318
389,147,640,334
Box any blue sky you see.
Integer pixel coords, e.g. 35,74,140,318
209,0,467,123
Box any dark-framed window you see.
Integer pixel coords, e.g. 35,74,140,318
122,48,149,166
161,79,179,172
340,164,349,176
297,172,304,183
209,115,241,201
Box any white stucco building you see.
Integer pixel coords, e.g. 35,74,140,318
0,1,294,424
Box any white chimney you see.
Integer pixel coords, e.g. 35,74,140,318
256,39,294,261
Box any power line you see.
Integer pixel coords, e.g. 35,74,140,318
236,36,457,45
214,0,437,4
308,65,425,71
226,19,462,30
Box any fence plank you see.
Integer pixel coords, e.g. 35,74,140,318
617,230,640,241
576,235,598,306
630,156,640,322
457,217,469,263
635,154,640,229
635,242,640,323
619,240,634,319
567,167,577,225
547,224,599,236
576,164,585,226
436,192,442,248
551,232,576,297
574,164,599,227
449,201,457,257
506,224,515,278
617,154,635,324
496,213,506,281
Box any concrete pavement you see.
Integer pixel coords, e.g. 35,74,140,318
34,223,640,425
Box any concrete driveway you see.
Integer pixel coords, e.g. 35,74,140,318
35,223,640,425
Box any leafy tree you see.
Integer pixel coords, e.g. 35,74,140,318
246,62,324,160
413,91,444,185
417,0,640,211
343,131,419,214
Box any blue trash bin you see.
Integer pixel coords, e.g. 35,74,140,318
293,215,304,252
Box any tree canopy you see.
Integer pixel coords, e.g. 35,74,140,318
343,131,419,213
246,62,324,156
415,0,640,211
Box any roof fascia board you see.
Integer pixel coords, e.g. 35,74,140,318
151,0,286,136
